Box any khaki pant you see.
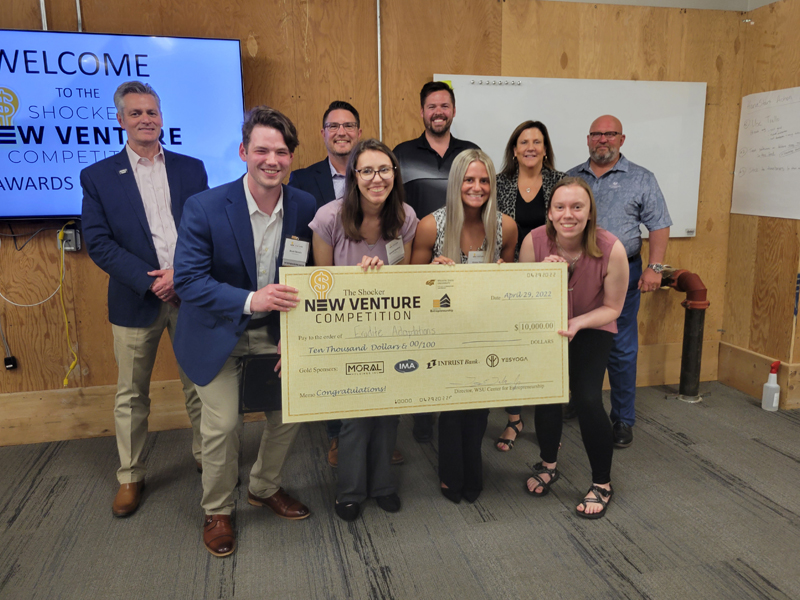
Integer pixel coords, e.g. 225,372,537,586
196,327,300,515
112,302,202,484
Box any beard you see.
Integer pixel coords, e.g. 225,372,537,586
590,146,618,165
327,138,353,158
424,114,452,137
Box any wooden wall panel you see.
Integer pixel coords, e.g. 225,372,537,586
501,2,743,354
380,0,503,149
0,223,81,393
722,0,800,365
0,0,42,29
722,213,758,349
287,0,379,168
749,217,799,360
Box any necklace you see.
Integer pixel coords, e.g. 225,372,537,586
555,239,582,272
526,187,531,193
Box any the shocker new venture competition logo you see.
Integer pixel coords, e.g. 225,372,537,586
0,88,20,127
309,269,334,300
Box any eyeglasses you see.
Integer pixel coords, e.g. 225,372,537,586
355,166,395,181
589,131,620,140
324,122,359,133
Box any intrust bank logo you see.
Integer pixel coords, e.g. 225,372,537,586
0,88,20,126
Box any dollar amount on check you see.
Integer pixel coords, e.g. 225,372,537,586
279,263,569,422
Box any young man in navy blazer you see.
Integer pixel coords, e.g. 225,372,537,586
288,100,361,211
81,81,208,518
173,106,316,557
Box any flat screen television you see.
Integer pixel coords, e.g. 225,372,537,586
0,29,244,219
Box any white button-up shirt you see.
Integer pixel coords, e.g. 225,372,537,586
243,175,284,318
126,143,177,270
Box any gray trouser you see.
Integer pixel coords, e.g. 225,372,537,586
336,416,399,503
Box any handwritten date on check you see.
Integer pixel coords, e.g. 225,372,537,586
279,263,568,423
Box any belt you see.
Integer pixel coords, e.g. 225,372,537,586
628,252,641,263
245,317,269,330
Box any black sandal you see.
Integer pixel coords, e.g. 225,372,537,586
496,418,523,452
576,484,613,520
525,461,560,497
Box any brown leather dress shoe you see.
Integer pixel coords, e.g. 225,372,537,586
327,437,339,468
391,449,405,465
248,488,310,520
112,481,145,517
203,514,235,557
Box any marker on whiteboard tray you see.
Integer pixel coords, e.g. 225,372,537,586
761,360,780,412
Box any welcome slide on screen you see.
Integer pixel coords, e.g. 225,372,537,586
0,30,244,218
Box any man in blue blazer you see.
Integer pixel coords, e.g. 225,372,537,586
288,100,361,210
173,106,316,557
81,81,208,518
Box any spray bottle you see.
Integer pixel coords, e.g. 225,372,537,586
761,360,781,412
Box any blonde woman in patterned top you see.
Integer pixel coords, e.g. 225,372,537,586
411,149,516,503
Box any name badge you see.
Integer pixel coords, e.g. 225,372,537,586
283,237,309,267
386,237,405,265
467,250,485,264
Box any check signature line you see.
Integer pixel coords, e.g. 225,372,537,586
446,381,552,389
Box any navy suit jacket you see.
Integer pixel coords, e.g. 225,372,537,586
288,158,337,210
172,178,316,386
80,148,209,327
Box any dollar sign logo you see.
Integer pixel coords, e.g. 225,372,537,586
309,269,333,300
0,88,19,126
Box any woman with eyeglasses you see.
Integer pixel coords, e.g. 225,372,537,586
494,120,567,453
309,138,418,522
411,148,517,503
519,177,628,519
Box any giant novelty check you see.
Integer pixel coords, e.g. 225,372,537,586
279,263,568,423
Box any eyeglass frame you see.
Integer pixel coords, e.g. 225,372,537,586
354,166,396,181
588,131,621,141
323,122,359,133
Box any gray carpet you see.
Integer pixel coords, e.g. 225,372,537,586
1,382,799,600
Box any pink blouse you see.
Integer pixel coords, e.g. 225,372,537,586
530,226,619,334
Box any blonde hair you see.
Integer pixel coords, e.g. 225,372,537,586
441,149,499,264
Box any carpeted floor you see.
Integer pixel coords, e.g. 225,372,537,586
1,382,799,600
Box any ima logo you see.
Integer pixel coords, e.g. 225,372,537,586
394,359,419,373
433,294,451,308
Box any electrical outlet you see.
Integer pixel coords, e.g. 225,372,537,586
57,228,81,252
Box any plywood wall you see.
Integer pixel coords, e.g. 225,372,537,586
722,0,800,363
0,0,777,409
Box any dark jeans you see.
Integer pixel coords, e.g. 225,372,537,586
608,256,642,426
534,329,615,484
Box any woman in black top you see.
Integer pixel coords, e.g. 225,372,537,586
495,120,566,452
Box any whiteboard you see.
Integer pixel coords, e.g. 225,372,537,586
436,74,708,238
731,86,800,219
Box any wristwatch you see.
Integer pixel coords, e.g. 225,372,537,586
647,263,665,273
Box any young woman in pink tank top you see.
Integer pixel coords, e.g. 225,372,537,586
518,177,629,519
